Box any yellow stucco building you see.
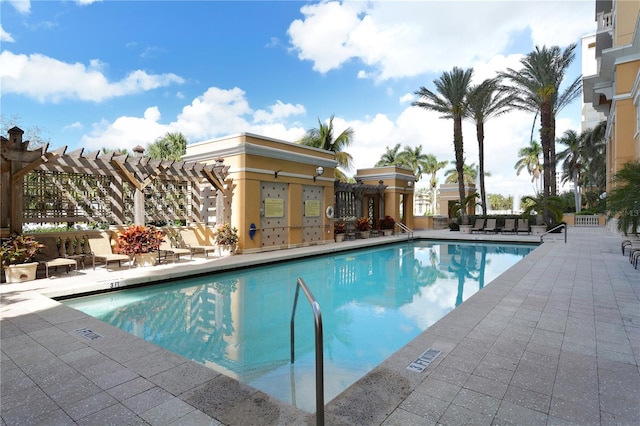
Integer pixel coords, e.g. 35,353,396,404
583,0,640,194
184,133,416,254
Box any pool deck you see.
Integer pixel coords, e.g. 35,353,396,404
1,227,638,425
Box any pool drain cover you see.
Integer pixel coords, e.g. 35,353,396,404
407,348,441,372
75,327,103,340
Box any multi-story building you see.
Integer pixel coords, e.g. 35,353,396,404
583,0,640,195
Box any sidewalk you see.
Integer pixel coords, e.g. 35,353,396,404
1,227,638,425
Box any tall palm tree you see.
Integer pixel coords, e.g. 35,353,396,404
580,121,606,193
299,115,354,182
147,132,187,161
375,144,402,167
444,161,478,184
465,78,514,213
556,129,583,212
606,160,640,236
514,140,543,195
397,145,431,181
500,44,582,198
413,66,474,223
421,154,448,214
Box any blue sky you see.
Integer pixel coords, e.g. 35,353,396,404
1,0,596,197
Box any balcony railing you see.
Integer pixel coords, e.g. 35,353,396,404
597,11,613,32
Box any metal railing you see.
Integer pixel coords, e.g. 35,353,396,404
290,277,324,425
540,223,567,243
395,222,414,240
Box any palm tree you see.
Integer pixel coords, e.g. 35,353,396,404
514,140,543,195
397,145,432,181
375,144,403,167
444,161,478,184
580,121,606,194
413,66,474,223
147,132,187,161
299,115,354,182
500,44,582,198
465,78,514,213
556,129,583,212
421,154,448,214
606,160,640,236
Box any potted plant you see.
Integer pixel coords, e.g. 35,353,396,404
355,217,371,238
380,216,395,236
214,223,239,256
521,195,564,235
1,233,45,283
116,225,165,266
334,222,346,242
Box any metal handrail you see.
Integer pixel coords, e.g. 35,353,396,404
395,222,414,240
290,277,324,425
540,223,567,243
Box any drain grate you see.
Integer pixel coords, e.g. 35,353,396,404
407,348,441,372
75,327,102,340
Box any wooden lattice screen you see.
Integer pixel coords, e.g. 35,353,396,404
23,171,194,225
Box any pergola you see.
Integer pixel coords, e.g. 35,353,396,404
1,127,230,234
334,180,387,224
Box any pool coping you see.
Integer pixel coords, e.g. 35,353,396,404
2,228,638,425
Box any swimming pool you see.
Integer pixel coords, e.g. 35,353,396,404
64,240,534,412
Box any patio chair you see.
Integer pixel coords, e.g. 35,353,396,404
159,234,194,262
516,218,530,235
501,218,516,234
484,218,499,234
622,239,640,255
470,218,485,233
177,228,217,257
34,236,78,278
86,231,131,269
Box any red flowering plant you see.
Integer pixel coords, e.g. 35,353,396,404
355,217,371,231
116,225,166,255
380,216,396,230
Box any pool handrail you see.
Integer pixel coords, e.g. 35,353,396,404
540,223,567,243
395,222,414,240
290,277,324,425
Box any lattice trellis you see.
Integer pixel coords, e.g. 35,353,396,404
143,179,191,222
23,170,113,222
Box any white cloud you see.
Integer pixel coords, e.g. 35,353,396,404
0,25,14,42
253,100,306,123
288,0,595,80
399,93,414,104
6,0,30,14
0,51,184,102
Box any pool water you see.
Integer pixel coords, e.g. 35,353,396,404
63,240,534,412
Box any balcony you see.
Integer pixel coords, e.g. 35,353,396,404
597,11,614,32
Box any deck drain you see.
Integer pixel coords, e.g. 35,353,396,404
407,348,441,372
75,327,103,340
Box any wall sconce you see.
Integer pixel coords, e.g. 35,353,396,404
313,166,324,182
274,170,282,179
407,181,413,187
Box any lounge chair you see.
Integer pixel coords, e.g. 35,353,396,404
177,228,217,257
35,236,78,278
516,218,530,235
159,234,194,262
86,231,131,269
622,239,640,255
501,218,516,234
470,218,485,233
484,218,499,234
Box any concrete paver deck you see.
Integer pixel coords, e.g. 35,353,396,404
1,227,638,425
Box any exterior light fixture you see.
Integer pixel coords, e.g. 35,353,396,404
314,166,324,182
274,170,282,179
407,181,413,187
